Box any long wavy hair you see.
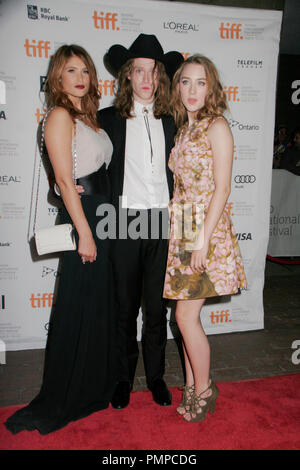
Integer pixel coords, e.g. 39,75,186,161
45,44,100,129
114,59,171,118
171,54,228,128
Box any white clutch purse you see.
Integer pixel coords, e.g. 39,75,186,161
35,224,76,256
30,107,77,256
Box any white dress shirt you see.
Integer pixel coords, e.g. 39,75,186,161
122,100,169,209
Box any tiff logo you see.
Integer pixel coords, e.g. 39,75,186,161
210,309,231,324
24,39,51,58
0,81,6,105
224,86,239,102
35,107,46,124
30,293,53,308
92,11,119,30
99,79,115,97
219,22,243,39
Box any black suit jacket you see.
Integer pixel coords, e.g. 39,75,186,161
97,106,177,209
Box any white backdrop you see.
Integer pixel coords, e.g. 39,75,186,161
0,0,282,351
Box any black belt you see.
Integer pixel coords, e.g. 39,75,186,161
76,165,110,197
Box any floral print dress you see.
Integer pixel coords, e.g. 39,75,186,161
163,116,247,300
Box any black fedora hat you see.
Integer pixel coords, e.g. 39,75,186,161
106,33,184,79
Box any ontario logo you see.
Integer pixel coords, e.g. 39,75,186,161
163,21,199,33
228,119,260,131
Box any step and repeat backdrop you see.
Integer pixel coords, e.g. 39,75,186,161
0,0,282,351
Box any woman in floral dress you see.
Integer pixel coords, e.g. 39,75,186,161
163,54,247,422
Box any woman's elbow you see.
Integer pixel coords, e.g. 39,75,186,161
55,176,74,193
215,184,231,200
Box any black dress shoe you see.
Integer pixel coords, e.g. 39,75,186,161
111,381,131,409
149,379,172,406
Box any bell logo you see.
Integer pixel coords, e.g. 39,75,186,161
224,86,239,102
24,39,51,58
30,293,53,308
210,309,231,324
92,11,119,30
219,22,243,39
98,79,115,97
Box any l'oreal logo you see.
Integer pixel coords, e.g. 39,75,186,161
163,21,199,33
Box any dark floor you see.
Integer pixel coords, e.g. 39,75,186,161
1,259,300,407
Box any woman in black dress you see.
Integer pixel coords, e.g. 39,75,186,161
5,44,116,435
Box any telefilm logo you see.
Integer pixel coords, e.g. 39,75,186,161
163,20,199,33
92,11,119,30
237,59,263,69
27,5,69,22
219,22,243,39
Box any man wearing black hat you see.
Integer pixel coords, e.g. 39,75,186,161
98,34,183,409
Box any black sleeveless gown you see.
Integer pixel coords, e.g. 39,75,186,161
5,165,117,435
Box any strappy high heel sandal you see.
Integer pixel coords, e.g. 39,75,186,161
177,384,195,416
183,380,219,423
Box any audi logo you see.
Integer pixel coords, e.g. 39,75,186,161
234,175,256,183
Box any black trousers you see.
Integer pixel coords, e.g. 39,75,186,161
111,208,169,388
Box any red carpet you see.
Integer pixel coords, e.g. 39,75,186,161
0,374,300,450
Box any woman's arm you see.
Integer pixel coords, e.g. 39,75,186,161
45,107,96,263
191,118,233,272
